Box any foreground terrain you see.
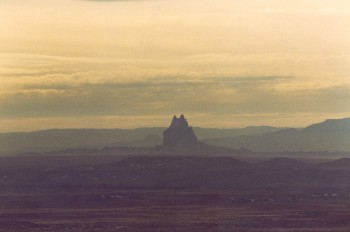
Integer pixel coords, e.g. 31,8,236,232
1,189,349,232
0,154,349,231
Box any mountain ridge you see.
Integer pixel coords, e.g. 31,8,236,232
0,125,285,155
204,117,350,152
0,117,349,155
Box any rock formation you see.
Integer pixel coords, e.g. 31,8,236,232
163,114,198,148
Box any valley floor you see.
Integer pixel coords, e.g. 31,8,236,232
0,188,349,232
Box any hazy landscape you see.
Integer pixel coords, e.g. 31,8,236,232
0,115,349,231
1,0,350,231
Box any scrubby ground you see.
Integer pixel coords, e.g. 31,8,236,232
0,188,349,232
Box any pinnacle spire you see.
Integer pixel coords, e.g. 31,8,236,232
163,114,198,148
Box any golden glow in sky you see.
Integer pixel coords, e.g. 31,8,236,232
0,0,350,131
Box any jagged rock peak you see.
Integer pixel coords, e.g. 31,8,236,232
170,114,189,128
163,114,198,148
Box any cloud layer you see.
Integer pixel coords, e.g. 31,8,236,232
0,0,349,131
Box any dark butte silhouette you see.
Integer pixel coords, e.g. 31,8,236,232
163,114,198,148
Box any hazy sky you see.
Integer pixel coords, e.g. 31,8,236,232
0,0,350,132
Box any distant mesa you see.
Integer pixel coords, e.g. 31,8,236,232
163,114,198,148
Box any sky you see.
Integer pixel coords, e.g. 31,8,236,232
0,0,350,132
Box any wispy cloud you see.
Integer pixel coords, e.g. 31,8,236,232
255,8,350,16
83,0,153,1
1,0,349,131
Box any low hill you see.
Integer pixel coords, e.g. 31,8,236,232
1,155,349,190
0,128,164,155
204,117,350,152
